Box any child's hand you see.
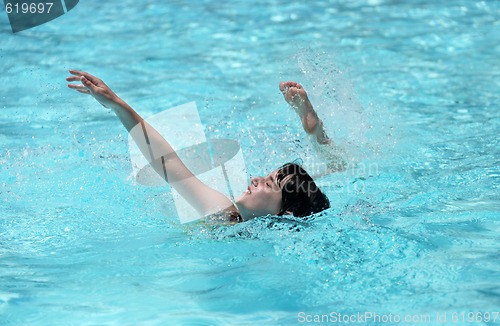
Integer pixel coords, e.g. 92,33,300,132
66,70,122,109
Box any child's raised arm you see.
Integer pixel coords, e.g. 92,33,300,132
66,70,236,217
280,81,346,173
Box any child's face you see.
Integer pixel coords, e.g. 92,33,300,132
235,170,291,219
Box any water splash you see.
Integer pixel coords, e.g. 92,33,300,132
286,48,397,164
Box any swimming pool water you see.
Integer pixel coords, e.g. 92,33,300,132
1,0,499,324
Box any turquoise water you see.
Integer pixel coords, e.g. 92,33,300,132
1,0,499,324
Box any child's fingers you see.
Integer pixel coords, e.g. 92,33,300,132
67,83,86,90
66,82,90,94
71,70,99,84
81,76,98,92
69,69,84,76
66,76,81,82
69,70,100,85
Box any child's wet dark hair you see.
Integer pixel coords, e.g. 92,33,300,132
275,163,330,217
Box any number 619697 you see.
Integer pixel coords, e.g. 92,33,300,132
6,2,53,14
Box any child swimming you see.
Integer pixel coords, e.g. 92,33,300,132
66,70,340,222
